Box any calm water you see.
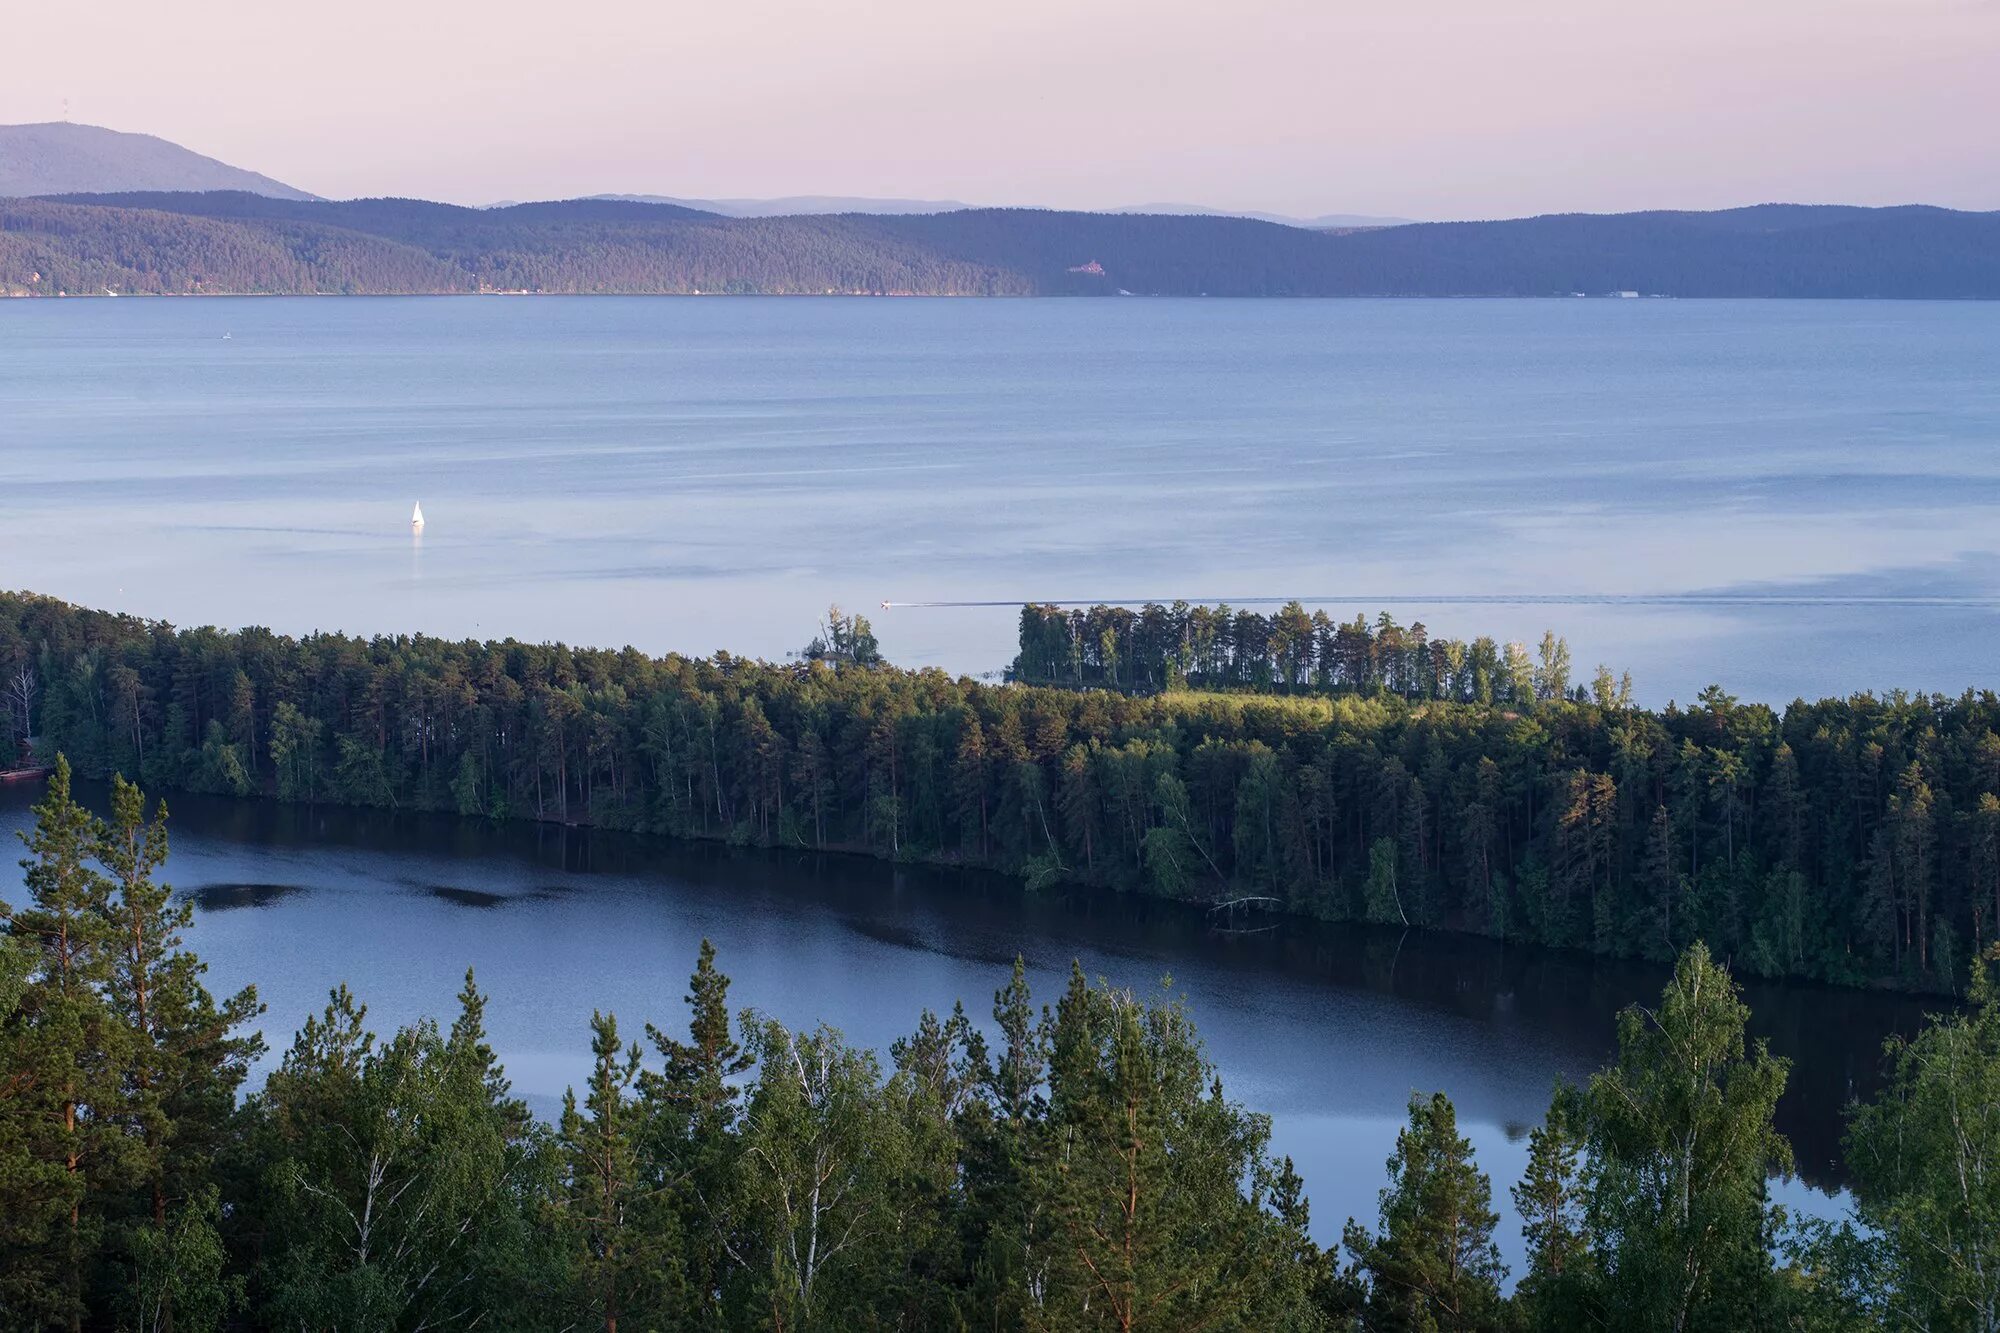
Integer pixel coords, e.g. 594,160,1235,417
0,780,1934,1271
4,297,2000,703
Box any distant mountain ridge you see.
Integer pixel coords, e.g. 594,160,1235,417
587,193,979,217
0,121,1403,227
1105,202,1415,228
586,193,1413,227
3,192,1996,298
0,122,316,200
584,192,1416,226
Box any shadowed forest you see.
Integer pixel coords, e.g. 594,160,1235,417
6,590,2000,999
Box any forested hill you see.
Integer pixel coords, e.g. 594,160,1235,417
4,191,1997,297
0,122,317,200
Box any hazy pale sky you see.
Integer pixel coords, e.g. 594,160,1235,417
7,0,1997,216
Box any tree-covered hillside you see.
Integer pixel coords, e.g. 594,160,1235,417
4,193,1998,297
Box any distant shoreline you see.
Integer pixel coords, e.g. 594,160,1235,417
6,194,1997,299
9,291,1996,301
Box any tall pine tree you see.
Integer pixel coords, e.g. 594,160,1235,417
3,756,123,1331
1356,1091,1505,1332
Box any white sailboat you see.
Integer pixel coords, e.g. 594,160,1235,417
411,502,425,532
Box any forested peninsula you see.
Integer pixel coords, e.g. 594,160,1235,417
7,590,1998,997
4,193,1999,297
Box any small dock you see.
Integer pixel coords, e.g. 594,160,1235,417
0,764,53,784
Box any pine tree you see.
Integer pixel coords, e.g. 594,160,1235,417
641,940,749,1322
1510,1088,1596,1329
3,756,122,1331
1031,968,1315,1330
0,877,60,1326
438,969,558,1327
961,957,1050,1322
883,1004,982,1326
97,774,262,1331
555,1011,653,1333
645,939,750,1136
1360,1091,1505,1331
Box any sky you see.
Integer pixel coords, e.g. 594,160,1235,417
6,0,1998,217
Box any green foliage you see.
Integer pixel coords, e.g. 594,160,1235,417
124,1187,241,1333
1,759,261,1331
1355,1092,1505,1331
1013,603,1555,706
1837,944,2000,1329
640,940,749,1322
552,1010,670,1330
97,772,263,1329
2,756,123,1327
1031,966,1322,1331
730,1015,901,1327
1509,1089,1595,1327
250,979,549,1330
800,604,884,668
1573,942,1794,1328
17,781,2000,1333
17,592,2000,997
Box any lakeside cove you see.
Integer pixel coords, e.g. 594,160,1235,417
0,772,1935,1257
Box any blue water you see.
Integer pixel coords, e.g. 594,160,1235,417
6,297,1975,1270
4,296,1999,701
1,780,1925,1272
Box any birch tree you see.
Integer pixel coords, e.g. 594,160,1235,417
1845,945,2000,1331
1575,942,1792,1330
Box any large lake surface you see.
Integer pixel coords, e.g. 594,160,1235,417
4,297,1999,703
1,297,1988,1266
0,779,1935,1272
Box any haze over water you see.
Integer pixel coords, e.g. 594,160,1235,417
5,296,1999,701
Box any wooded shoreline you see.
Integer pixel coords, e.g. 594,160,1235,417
6,759,1999,1329
8,194,2000,298
6,589,1998,999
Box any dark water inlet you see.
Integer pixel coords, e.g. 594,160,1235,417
0,778,1934,1270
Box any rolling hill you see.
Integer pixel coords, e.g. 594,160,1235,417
586,193,980,217
0,122,317,200
591,195,1414,227
2,192,1995,298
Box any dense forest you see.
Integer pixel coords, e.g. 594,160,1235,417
6,591,2000,997
5,193,1999,298
6,767,2000,1329
1009,601,1630,705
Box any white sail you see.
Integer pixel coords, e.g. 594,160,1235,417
411,502,425,529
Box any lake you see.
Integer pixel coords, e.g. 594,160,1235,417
0,778,1934,1273
4,296,1999,704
